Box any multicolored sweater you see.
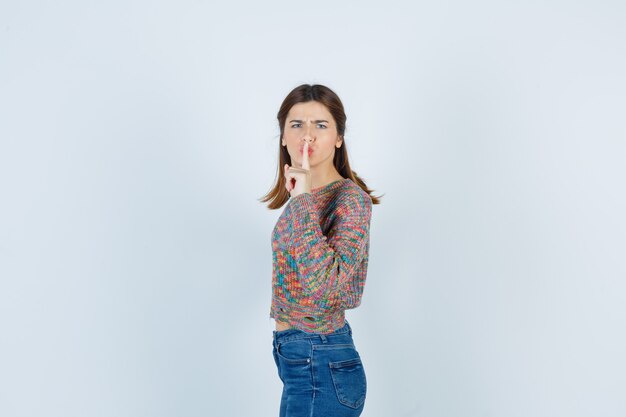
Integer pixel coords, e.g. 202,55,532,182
269,178,373,334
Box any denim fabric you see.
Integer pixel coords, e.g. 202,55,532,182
272,320,367,417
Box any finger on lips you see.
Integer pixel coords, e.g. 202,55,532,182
301,142,310,170
285,143,311,193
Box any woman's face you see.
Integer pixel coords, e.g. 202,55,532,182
282,101,342,169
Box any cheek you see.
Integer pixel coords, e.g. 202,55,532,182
283,132,298,144
319,137,337,152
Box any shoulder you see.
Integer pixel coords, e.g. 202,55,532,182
335,179,372,214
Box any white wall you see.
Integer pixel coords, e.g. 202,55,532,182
1,1,625,416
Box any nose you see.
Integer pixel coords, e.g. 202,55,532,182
302,125,315,143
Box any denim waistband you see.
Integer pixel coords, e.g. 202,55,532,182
272,320,352,344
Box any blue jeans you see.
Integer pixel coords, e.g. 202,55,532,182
272,320,367,417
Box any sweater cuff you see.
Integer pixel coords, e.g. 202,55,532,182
286,192,321,236
289,192,314,211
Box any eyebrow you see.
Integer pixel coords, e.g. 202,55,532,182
288,119,329,123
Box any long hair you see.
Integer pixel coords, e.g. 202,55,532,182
259,83,383,209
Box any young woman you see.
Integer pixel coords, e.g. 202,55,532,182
260,84,382,417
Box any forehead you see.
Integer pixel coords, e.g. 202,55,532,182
287,101,332,120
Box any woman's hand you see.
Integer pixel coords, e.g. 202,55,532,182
284,141,312,197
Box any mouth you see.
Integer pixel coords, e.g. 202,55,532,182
300,147,313,156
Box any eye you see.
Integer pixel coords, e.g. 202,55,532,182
290,123,301,128
317,124,327,129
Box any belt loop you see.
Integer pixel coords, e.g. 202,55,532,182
319,334,327,343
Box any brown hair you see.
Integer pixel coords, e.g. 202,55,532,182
259,83,383,209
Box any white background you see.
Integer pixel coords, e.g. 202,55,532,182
1,1,625,416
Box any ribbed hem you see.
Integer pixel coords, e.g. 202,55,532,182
270,301,347,335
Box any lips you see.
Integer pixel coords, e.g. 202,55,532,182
300,147,313,155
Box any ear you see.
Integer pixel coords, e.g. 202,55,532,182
336,135,343,148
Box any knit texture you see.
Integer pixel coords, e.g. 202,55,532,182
269,178,372,334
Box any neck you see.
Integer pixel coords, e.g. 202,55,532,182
309,167,344,189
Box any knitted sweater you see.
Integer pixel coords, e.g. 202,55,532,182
269,178,373,334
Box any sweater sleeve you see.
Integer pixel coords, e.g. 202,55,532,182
278,190,372,303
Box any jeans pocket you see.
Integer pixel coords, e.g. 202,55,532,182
329,357,367,409
276,340,312,365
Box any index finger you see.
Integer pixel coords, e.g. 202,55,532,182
301,142,310,170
